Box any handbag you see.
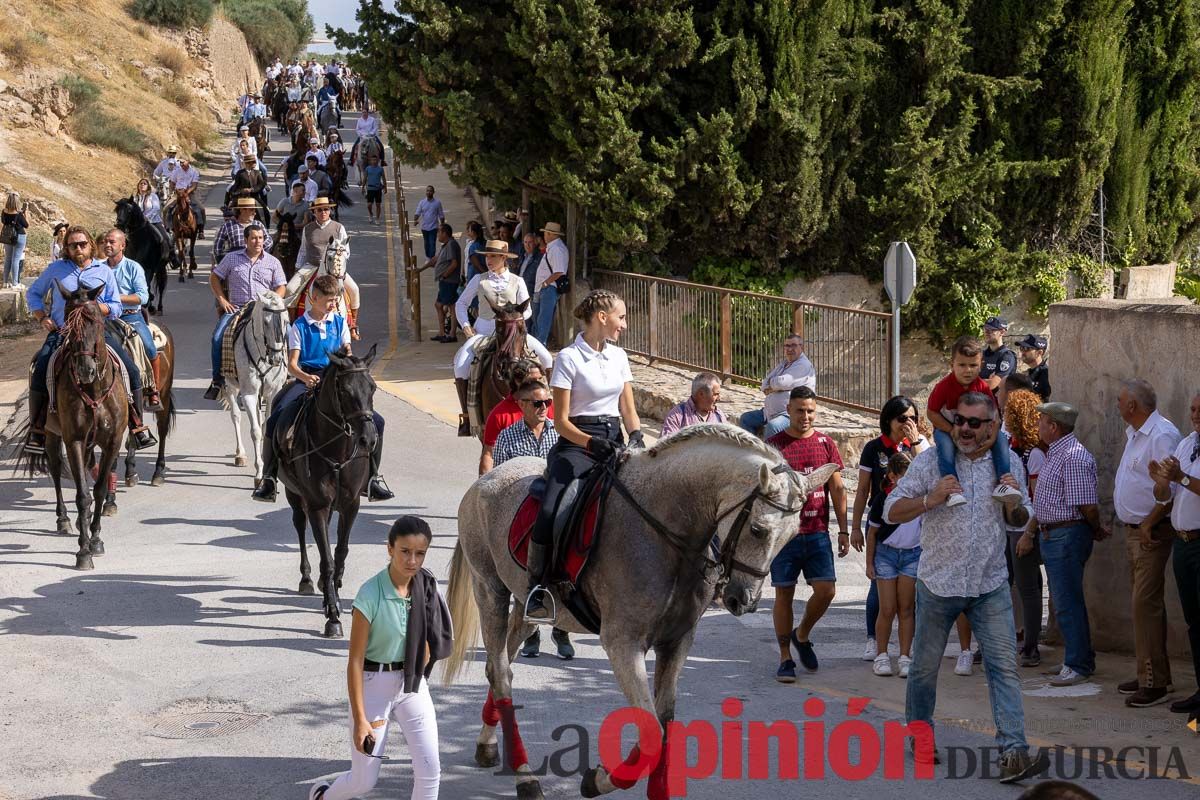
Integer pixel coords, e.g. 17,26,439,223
0,223,15,246
555,274,571,293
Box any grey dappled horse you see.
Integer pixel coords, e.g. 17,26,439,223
444,424,839,800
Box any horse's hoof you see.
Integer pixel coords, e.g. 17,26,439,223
322,620,343,638
125,473,139,487
298,578,315,595
516,779,545,800
90,539,105,556
580,768,603,798
75,554,94,571
474,742,500,769
234,455,248,468
101,501,118,517
56,519,71,535
151,472,165,487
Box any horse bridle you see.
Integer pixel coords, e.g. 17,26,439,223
241,302,287,382
609,461,803,583
289,364,375,478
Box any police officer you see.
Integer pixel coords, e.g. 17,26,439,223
980,316,1017,394
1017,334,1050,400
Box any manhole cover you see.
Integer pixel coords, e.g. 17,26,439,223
151,711,268,739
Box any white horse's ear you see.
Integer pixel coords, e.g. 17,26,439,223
759,462,773,493
800,464,840,497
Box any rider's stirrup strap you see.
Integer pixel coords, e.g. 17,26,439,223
523,585,557,625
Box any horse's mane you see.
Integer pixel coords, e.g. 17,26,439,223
644,422,785,464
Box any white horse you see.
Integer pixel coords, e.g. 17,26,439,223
284,232,360,330
220,291,289,484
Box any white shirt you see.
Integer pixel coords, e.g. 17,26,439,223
536,237,568,289
137,192,162,224
305,148,327,167
1114,410,1181,524
266,66,281,80
551,334,632,417
288,64,303,77
761,355,817,418
1168,432,1200,531
299,178,319,202
356,116,379,138
287,309,351,352
169,165,200,190
153,158,177,178
456,270,531,333
232,136,258,162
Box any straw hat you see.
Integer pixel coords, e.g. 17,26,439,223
166,145,178,154
232,197,259,210
310,196,337,210
480,239,518,259
540,221,564,236
502,210,518,223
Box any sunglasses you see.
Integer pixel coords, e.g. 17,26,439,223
67,241,89,249
898,413,918,423
523,399,551,409
953,414,993,429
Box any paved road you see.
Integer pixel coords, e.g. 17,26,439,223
0,123,1197,800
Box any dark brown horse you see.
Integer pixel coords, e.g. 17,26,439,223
22,282,129,570
475,300,532,440
119,321,176,489
271,212,303,280
248,116,269,155
170,190,198,279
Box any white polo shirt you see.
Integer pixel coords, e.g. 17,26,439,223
170,165,200,190
550,334,632,417
1114,410,1181,524
1168,432,1200,532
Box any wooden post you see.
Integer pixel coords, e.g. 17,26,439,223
407,239,421,341
555,199,580,347
648,282,659,359
792,303,805,340
720,292,733,377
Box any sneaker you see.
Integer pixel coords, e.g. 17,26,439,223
1170,691,1200,713
791,630,818,672
1117,679,1139,695
776,659,797,683
946,493,968,508
308,783,329,800
1126,687,1171,708
992,483,1022,507
551,628,575,660
1049,666,1088,687
898,654,911,678
998,749,1050,784
954,650,974,676
1019,649,1041,668
872,653,893,676
861,637,877,661
519,630,540,658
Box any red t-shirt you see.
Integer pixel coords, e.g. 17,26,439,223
483,395,556,447
767,429,844,535
926,373,991,425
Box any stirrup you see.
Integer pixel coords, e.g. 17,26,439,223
523,585,557,625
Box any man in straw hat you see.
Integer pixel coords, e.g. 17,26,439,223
165,154,205,238
531,221,568,344
153,146,179,184
214,197,272,266
287,196,361,336
451,239,552,436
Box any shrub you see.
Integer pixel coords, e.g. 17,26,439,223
162,79,193,110
157,45,190,75
223,0,309,63
178,112,216,153
57,75,102,111
1,32,47,68
76,112,150,157
130,0,214,28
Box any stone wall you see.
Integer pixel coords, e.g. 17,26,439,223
1048,298,1200,656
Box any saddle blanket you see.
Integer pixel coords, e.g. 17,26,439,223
47,344,131,413
105,318,163,393
507,480,604,590
220,304,256,382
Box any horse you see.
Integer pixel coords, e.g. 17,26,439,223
248,116,269,155
271,212,303,280
276,345,379,638
20,282,131,570
317,100,339,135
224,167,269,224
219,291,289,485
325,150,347,196
169,190,198,280
285,231,354,323
443,425,838,800
118,321,176,488
474,300,532,439
272,89,289,133
114,198,171,315
350,135,384,188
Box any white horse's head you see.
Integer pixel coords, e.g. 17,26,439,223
324,233,350,280
254,290,290,363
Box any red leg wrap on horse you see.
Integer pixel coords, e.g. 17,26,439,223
647,734,670,800
610,745,644,790
482,690,501,727
107,472,117,494
494,697,529,771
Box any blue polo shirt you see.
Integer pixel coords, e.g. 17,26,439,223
108,256,148,313
27,259,121,327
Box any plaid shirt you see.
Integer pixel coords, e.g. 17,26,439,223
214,218,273,264
494,420,559,466
1033,433,1098,525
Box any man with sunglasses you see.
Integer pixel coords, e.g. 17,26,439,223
884,391,1046,783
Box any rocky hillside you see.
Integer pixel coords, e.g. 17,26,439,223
0,4,259,272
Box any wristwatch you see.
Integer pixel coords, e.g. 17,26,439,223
1183,475,1192,488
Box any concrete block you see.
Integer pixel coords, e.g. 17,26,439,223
1118,263,1177,300
0,287,29,324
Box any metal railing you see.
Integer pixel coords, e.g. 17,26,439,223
391,160,421,340
593,270,893,413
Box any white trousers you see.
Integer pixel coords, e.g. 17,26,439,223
322,674,440,800
452,329,553,380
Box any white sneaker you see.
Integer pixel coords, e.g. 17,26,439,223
992,483,1022,507
1049,666,1088,687
898,655,911,678
954,649,974,676
862,638,877,661
946,493,968,508
873,653,893,676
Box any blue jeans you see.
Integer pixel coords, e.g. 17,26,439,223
211,311,236,384
865,579,880,637
738,408,791,439
1039,523,1095,675
907,581,1028,754
533,284,558,343
122,314,157,359
770,533,836,586
4,233,26,285
421,228,438,259
31,331,62,395
933,428,1011,479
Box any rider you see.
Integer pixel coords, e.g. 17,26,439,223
324,127,344,157
316,76,339,118
523,289,643,622
304,136,327,168
25,226,158,454
251,273,393,503
166,155,205,239
203,222,287,401
296,164,319,203
152,146,178,186
305,155,333,199
299,197,360,334
451,240,553,437
133,178,165,238
274,181,309,227
215,197,273,265
231,125,258,169
242,92,268,126
103,228,161,411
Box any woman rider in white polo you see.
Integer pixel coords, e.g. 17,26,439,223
524,289,644,621
452,239,553,436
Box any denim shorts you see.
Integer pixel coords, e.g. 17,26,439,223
770,533,836,587
436,280,459,306
874,543,921,580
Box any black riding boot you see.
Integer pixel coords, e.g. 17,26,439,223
129,394,158,451
25,389,48,454
251,437,278,503
454,377,472,437
364,438,394,502
524,541,554,623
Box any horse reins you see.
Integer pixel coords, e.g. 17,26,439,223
61,306,122,443
287,365,375,479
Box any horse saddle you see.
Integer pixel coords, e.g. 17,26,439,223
105,318,154,392
508,466,614,634
220,303,257,382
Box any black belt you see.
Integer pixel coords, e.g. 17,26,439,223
363,659,404,672
569,415,619,425
1039,519,1085,534
1178,530,1200,543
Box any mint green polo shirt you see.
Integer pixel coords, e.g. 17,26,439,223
352,568,410,664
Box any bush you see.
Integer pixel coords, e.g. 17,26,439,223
162,79,193,110
157,45,190,75
177,112,216,153
57,75,102,111
130,0,214,28
1,32,48,68
223,0,310,63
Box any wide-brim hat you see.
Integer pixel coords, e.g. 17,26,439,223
502,210,518,223
310,196,337,210
540,221,564,236
233,197,258,210
166,145,178,154
480,239,518,259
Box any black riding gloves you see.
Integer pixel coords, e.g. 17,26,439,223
586,436,618,461
627,430,646,450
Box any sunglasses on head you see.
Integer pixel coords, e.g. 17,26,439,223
953,414,992,429
524,399,550,409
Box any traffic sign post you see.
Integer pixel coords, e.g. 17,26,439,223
883,242,917,397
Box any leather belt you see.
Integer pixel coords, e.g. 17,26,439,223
1039,519,1084,534
569,415,619,426
363,659,404,672
1178,530,1200,543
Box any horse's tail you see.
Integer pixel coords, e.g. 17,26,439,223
337,188,355,208
441,541,479,687
8,416,46,477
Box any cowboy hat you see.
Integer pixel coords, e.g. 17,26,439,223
479,239,518,259
540,221,565,236
166,145,178,153
502,210,518,223
233,197,259,210
310,196,337,210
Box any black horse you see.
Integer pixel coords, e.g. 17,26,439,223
275,345,378,638
114,198,173,315
272,89,289,133
224,167,270,225
270,212,303,280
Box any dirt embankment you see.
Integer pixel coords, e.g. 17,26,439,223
0,6,259,276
